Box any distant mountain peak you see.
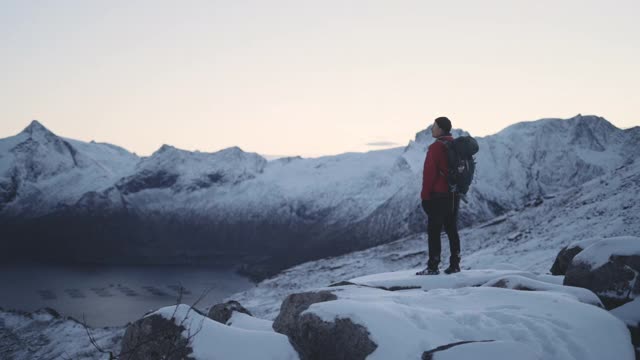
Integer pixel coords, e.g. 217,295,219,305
157,144,176,153
219,146,244,153
21,120,55,137
568,114,608,124
151,144,196,157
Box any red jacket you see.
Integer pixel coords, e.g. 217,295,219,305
421,135,453,200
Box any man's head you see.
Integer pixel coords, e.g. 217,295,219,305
431,116,452,138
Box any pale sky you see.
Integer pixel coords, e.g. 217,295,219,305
1,0,639,157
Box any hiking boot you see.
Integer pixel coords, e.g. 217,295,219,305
444,265,460,274
416,267,440,275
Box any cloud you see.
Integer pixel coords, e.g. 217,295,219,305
366,141,400,147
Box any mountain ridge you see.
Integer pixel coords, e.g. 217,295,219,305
0,114,637,279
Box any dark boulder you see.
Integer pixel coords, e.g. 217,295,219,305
273,290,377,360
551,246,585,275
550,238,602,275
564,237,640,310
207,300,252,325
120,313,194,360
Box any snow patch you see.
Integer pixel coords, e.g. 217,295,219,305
150,304,298,360
610,297,640,327
226,311,275,332
572,236,640,269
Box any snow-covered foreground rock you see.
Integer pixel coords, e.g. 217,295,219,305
564,236,640,309
272,280,634,360
551,237,607,275
121,304,298,360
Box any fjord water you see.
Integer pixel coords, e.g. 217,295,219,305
0,263,254,327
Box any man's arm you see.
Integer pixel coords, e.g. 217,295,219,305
421,143,442,200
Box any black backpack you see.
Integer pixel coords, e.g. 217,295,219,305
439,136,479,196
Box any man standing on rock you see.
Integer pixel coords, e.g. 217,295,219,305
417,116,461,275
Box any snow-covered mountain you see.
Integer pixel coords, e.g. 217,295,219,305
0,115,637,278
0,121,138,216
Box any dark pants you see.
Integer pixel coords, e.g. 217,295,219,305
422,192,461,268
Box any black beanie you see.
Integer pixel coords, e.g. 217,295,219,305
435,117,452,133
